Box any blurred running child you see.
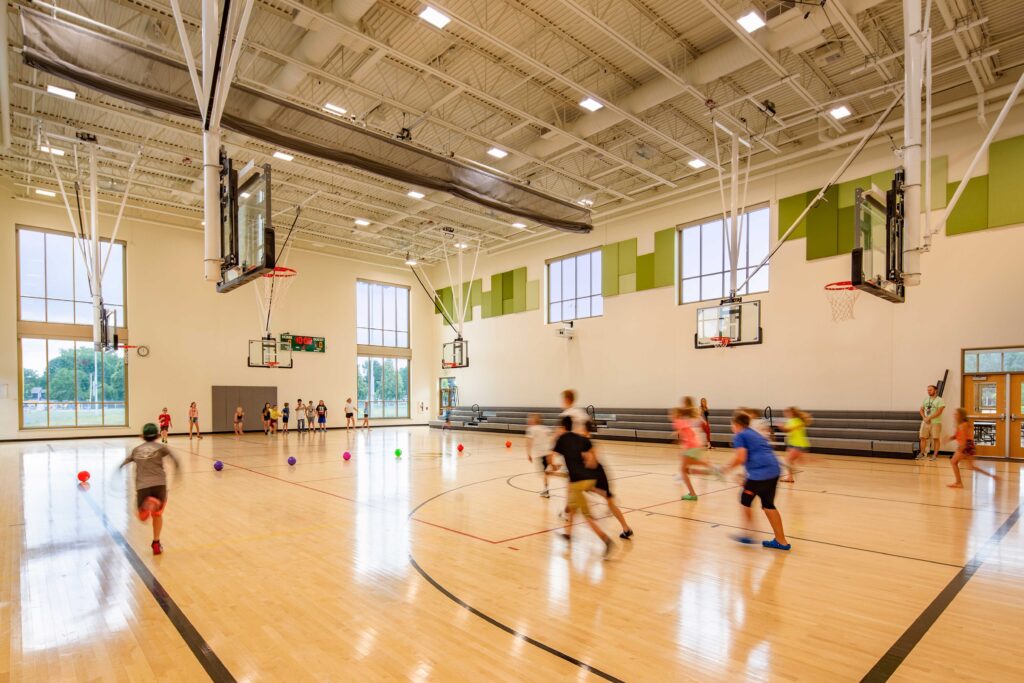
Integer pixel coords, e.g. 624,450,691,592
233,406,244,435
560,389,589,434
777,407,813,483
553,416,614,558
723,411,790,551
581,420,633,540
526,413,554,498
946,408,998,488
120,423,180,555
158,407,172,444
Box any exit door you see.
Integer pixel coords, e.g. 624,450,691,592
1011,375,1024,459
963,375,1008,457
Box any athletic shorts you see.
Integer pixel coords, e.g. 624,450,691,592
318,415,326,424
346,413,353,418
683,447,704,460
740,477,779,510
363,414,368,419
159,424,169,431
594,467,612,498
567,479,597,517
919,422,942,439
190,417,198,424
964,439,976,456
136,485,168,513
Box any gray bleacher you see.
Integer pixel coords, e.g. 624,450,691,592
429,406,922,458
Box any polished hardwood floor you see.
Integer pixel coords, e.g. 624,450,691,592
0,426,1020,682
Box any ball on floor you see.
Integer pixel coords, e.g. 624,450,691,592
505,440,511,448
77,470,90,483
287,456,296,466
343,451,351,461
457,444,464,452
214,460,223,471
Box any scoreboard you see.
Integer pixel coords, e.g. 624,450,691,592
280,333,325,353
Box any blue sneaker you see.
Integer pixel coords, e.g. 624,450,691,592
762,539,792,551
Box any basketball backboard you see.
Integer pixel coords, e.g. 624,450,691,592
695,299,762,348
218,157,275,293
442,338,469,369
248,336,293,369
852,170,905,303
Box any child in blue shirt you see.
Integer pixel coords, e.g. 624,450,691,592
723,411,791,551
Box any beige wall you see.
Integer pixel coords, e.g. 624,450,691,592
431,112,1024,437
0,184,437,440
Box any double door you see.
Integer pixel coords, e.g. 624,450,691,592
962,374,1024,458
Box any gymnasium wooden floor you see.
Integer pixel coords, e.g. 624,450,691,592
1,426,1020,682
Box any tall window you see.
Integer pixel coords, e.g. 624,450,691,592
17,227,128,429
357,356,410,418
548,249,602,323
19,228,126,327
679,205,770,304
356,281,409,347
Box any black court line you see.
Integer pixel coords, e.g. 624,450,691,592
409,557,625,683
782,485,1015,514
78,489,236,683
860,504,1021,682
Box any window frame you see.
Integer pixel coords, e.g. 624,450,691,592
545,247,603,324
356,355,411,419
677,203,771,306
356,279,410,349
16,225,129,328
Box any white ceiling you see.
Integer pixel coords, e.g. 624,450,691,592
3,0,1022,264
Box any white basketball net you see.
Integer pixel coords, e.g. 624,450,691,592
255,267,296,336
825,285,860,322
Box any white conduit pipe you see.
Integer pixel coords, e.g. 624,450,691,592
735,90,905,294
923,31,934,245
0,1,11,151
932,70,1024,237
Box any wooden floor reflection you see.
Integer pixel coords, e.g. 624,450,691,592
1,427,1020,681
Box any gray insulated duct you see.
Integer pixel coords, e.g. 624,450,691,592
493,0,890,171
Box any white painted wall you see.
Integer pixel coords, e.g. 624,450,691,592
432,112,1024,439
0,182,437,441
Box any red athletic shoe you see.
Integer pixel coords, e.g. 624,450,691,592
152,540,163,555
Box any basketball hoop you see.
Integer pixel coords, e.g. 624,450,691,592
824,281,860,322
266,361,280,368
709,336,732,349
255,266,297,337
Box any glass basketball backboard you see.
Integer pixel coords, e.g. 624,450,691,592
218,158,275,293
442,338,469,369
695,300,762,349
852,170,905,303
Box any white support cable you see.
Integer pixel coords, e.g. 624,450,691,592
933,70,1024,237
735,90,906,294
100,151,140,278
417,263,456,326
441,239,462,333
211,0,256,130
460,239,482,324
728,131,740,295
168,0,205,111
41,132,94,295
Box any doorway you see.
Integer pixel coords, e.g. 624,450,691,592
439,377,458,418
962,346,1024,458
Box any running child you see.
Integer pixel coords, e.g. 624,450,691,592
120,423,180,555
777,407,813,483
559,389,589,434
673,404,722,501
723,411,790,551
526,413,554,498
296,400,306,433
552,416,615,558
187,402,202,440
581,420,633,540
316,400,327,432
233,406,244,435
345,398,356,430
157,407,172,443
282,402,290,434
946,408,998,488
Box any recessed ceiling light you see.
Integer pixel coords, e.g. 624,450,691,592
46,84,76,100
737,10,766,33
405,253,418,266
419,6,451,29
39,145,65,156
579,97,603,112
578,198,594,207
34,188,56,197
324,103,347,115
272,151,294,161
688,158,708,169
355,218,371,226
407,190,426,199
829,105,852,120
454,242,468,249
487,147,508,159
511,222,526,228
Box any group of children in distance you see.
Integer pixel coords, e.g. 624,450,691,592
243,400,331,435
156,402,204,443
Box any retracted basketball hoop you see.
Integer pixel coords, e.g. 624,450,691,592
709,336,732,348
824,281,860,322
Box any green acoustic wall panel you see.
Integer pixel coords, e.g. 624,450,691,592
481,290,495,318
439,287,455,319
512,268,527,313
618,238,637,275
526,280,540,310
636,253,655,291
601,243,619,296
946,176,989,236
837,176,870,209
806,186,839,259
777,193,808,241
502,298,513,315
988,136,1024,228
837,205,855,254
619,273,636,294
653,228,675,287
926,156,949,210
490,272,503,311
469,279,482,308
501,271,514,304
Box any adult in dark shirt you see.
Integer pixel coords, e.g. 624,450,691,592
553,416,614,557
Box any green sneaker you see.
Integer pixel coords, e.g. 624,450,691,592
681,494,698,501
